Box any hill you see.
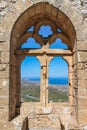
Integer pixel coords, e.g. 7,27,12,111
21,78,68,102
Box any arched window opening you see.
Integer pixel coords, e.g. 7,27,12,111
38,25,53,38
10,2,76,120
27,26,34,32
58,29,62,33
50,38,68,49
48,56,69,102
21,56,41,102
21,37,41,49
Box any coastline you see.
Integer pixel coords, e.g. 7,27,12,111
21,78,68,88
21,77,68,87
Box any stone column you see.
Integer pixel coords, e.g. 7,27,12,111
38,55,53,106
46,56,53,105
37,55,47,106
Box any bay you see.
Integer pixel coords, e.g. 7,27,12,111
28,77,68,85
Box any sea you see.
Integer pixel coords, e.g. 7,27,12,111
27,77,68,85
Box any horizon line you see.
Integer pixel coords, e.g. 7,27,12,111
21,76,68,79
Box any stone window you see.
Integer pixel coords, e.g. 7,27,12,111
19,25,70,105
10,2,76,120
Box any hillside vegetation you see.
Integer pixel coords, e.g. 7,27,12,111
21,79,68,102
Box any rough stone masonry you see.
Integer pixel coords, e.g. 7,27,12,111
0,0,87,130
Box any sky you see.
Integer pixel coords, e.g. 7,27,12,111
21,26,68,79
21,56,68,78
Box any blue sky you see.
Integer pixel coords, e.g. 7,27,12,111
21,26,68,79
49,57,68,78
21,56,41,78
22,37,41,49
21,56,68,78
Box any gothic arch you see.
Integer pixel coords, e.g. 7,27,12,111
10,2,76,50
9,2,76,120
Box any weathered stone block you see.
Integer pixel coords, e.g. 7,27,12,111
22,11,30,23
0,42,9,52
72,79,78,87
77,69,87,79
0,64,9,71
0,79,9,114
35,2,46,14
45,3,52,14
78,51,87,62
73,51,87,64
27,6,35,17
0,96,9,108
78,88,87,96
0,121,15,130
60,0,83,30
76,40,87,51
57,10,64,26
13,0,26,15
73,52,78,65
0,87,9,95
0,64,9,79
78,80,87,88
72,71,78,80
78,97,87,109
0,108,9,122
78,110,87,124
77,63,85,69
1,52,9,63
74,62,86,70
51,6,58,18
14,17,23,32
0,71,9,78
0,1,7,9
77,21,87,41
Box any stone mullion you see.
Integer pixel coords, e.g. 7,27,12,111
37,55,47,106
42,65,47,106
40,65,43,105
46,56,53,105
45,58,48,106
45,43,49,106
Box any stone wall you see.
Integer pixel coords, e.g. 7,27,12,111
0,0,87,129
